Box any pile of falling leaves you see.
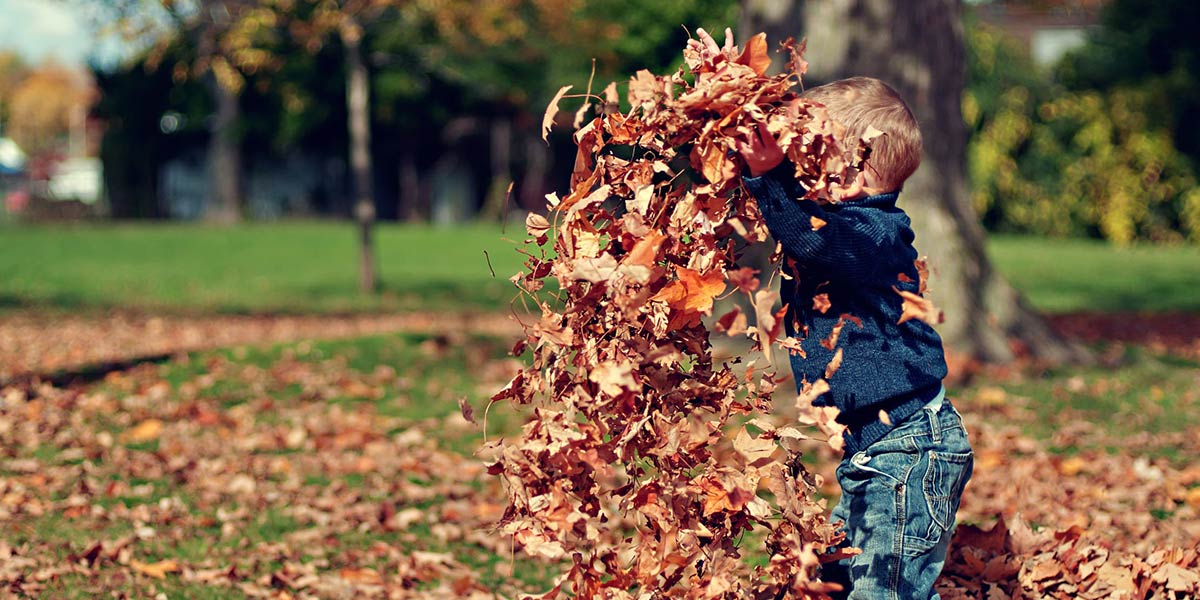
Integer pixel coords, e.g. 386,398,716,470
488,32,877,598
486,31,1200,599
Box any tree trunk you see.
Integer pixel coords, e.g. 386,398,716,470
479,117,512,221
205,73,242,224
520,130,550,213
399,148,424,222
741,0,1088,364
342,18,378,293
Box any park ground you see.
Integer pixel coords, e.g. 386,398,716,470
1,223,1199,597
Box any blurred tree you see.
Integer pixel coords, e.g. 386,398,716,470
746,0,1087,364
965,22,1200,245
84,0,282,223
1056,0,1200,166
0,51,30,136
7,64,93,157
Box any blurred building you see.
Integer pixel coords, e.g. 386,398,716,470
974,0,1106,66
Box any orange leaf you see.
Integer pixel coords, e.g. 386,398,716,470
894,288,943,326
624,231,667,267
735,32,772,76
823,347,844,379
812,293,831,313
130,559,180,579
339,567,383,585
695,475,752,516
654,266,726,315
120,419,163,444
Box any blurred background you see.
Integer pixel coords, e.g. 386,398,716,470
0,0,1197,343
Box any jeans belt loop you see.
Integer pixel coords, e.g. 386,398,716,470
926,385,946,444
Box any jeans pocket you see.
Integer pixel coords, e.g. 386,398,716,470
922,449,973,540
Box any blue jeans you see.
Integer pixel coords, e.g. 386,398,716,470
822,397,974,599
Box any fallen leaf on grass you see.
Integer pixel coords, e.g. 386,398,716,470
130,559,180,579
339,567,383,585
119,419,163,443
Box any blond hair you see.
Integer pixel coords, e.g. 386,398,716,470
801,77,922,192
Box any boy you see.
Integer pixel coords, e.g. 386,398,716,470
737,76,974,599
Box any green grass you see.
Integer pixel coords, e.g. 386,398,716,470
0,221,530,314
987,235,1200,313
953,345,1200,460
4,222,1197,315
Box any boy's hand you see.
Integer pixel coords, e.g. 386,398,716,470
736,120,785,177
686,27,739,69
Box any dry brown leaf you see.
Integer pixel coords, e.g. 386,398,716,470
542,85,572,141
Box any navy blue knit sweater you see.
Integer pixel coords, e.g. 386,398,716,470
743,166,948,456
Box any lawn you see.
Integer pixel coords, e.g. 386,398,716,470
2,330,1197,597
4,222,1198,314
0,222,529,314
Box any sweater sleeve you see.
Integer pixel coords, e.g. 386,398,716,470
743,167,904,283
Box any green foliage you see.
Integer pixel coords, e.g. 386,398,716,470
1054,0,1200,163
965,22,1200,244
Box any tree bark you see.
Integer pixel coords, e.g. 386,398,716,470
204,65,242,224
741,0,1088,364
399,147,424,222
478,117,512,221
520,130,550,213
342,18,378,293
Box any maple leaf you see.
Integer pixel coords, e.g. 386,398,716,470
734,32,772,76
726,267,760,294
695,475,753,516
733,427,777,467
653,266,726,315
628,69,660,108
589,360,638,398
623,231,667,267
571,255,619,283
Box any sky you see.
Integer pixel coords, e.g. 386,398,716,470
0,0,132,68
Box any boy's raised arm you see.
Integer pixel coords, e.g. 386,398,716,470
743,167,905,283
736,120,905,283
